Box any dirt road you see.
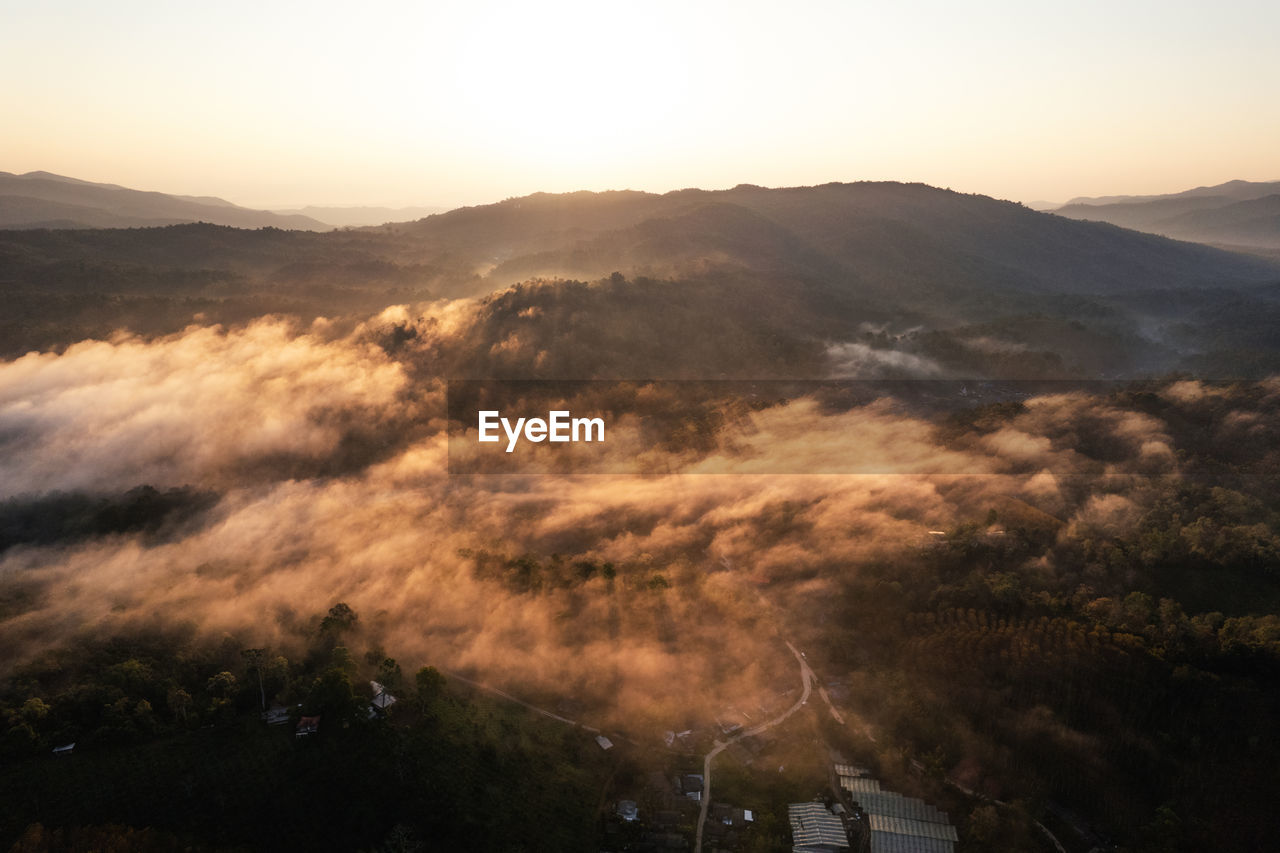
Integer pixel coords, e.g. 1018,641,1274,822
695,641,813,850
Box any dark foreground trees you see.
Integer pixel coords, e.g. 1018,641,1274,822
0,603,609,852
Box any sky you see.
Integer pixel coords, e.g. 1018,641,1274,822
3,0,1278,209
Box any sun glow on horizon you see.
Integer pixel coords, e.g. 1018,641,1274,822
2,0,1278,207
439,2,697,175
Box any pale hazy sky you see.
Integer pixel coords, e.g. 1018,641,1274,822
3,0,1278,208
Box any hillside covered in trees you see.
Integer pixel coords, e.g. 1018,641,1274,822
4,182,1280,376
3,182,1280,851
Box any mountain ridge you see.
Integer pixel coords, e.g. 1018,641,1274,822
1055,180,1280,250
1063,179,1280,207
390,181,1280,302
0,171,329,231
4,178,1280,376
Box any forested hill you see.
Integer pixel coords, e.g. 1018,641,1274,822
3,181,1280,377
1054,179,1280,251
397,182,1280,298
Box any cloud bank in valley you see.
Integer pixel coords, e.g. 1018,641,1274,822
0,306,1251,728
0,320,408,497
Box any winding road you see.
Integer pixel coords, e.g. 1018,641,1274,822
694,641,815,851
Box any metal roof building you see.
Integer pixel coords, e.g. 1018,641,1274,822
788,802,850,853
832,764,956,853
833,763,872,778
839,776,882,794
867,834,956,853
853,792,950,825
868,814,958,842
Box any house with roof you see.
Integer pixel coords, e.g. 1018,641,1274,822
681,773,704,801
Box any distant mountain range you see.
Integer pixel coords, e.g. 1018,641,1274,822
389,182,1278,304
377,182,1280,378
0,172,450,231
4,180,1280,377
270,205,447,228
11,169,1278,253
0,171,331,230
1054,179,1280,250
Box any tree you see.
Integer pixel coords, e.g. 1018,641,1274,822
167,687,192,724
968,805,999,844
1138,803,1186,852
303,668,362,728
206,671,237,698
376,657,403,693
740,812,787,853
108,658,155,697
206,672,238,723
329,646,357,677
320,602,358,635
415,666,446,713
241,648,267,711
20,697,50,723
375,824,424,853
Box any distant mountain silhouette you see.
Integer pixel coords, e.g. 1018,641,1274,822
1064,179,1280,207
1055,180,1280,249
3,181,1280,376
271,205,447,228
396,182,1278,305
0,171,329,230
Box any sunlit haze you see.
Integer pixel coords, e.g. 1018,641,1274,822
4,0,1278,207
5,2,1280,849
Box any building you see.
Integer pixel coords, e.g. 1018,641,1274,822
681,773,704,801
833,763,871,778
868,814,958,853
839,776,882,795
370,681,397,711
788,802,850,853
710,802,755,827
832,765,957,853
261,706,291,725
